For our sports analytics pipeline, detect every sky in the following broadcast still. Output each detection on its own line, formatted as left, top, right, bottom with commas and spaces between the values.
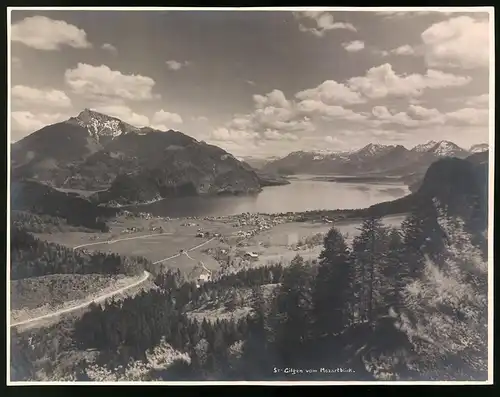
9, 8, 492, 158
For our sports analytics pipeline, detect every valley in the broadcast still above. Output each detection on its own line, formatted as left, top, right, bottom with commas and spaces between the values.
8, 7, 492, 383
9, 110, 490, 382
34, 210, 408, 276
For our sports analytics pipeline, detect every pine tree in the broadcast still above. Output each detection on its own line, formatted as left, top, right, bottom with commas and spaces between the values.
312, 227, 353, 337
274, 254, 314, 365
380, 228, 407, 313
352, 217, 388, 327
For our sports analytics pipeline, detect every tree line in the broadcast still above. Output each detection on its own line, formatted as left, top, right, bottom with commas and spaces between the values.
10, 226, 147, 279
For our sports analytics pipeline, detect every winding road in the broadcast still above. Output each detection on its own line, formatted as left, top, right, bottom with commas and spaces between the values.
11, 271, 151, 328
11, 234, 216, 329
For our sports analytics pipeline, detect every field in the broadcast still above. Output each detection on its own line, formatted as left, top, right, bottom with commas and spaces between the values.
35, 213, 408, 278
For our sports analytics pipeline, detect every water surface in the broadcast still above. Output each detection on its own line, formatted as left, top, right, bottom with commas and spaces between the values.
130, 178, 410, 218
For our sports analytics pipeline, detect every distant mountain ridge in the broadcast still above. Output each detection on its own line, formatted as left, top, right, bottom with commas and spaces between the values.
262, 140, 477, 177
469, 143, 489, 153
11, 109, 286, 206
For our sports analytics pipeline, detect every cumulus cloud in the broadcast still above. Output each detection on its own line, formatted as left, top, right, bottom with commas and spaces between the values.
11, 111, 69, 140
464, 94, 489, 107
391, 44, 417, 56
210, 90, 315, 146
151, 110, 183, 129
342, 40, 365, 52
101, 43, 118, 54
371, 105, 423, 127
370, 104, 488, 129
253, 89, 291, 109
252, 106, 314, 133
64, 63, 158, 102
293, 11, 357, 37
166, 60, 190, 70
324, 135, 343, 145
263, 129, 299, 141
347, 63, 471, 99
211, 127, 259, 142
296, 100, 367, 121
445, 107, 489, 126
295, 80, 365, 105
406, 104, 444, 121
11, 16, 92, 50
421, 16, 490, 69
12, 85, 72, 109
93, 105, 150, 127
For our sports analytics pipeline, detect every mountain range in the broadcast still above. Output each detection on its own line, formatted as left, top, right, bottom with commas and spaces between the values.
11, 109, 287, 206
260, 141, 487, 178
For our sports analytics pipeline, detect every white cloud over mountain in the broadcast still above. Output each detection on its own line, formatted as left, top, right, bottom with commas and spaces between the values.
64, 63, 159, 102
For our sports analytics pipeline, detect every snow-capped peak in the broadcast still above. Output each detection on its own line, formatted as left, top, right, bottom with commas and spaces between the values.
354, 143, 394, 157
411, 140, 438, 152
428, 140, 464, 157
469, 143, 489, 153
71, 108, 139, 142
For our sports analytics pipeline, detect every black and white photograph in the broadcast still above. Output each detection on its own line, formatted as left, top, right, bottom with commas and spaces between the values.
7, 7, 493, 384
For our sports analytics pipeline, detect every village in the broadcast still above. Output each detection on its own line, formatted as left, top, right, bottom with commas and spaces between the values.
37, 208, 352, 292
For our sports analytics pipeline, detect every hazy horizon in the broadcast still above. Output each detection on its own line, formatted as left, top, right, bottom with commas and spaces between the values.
10, 8, 492, 157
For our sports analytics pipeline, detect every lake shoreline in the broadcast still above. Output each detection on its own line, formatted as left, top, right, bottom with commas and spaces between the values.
108, 178, 411, 218
310, 175, 405, 184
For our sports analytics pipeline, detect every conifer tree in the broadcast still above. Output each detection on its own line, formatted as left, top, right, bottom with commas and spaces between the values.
352, 217, 388, 327
274, 255, 314, 365
312, 227, 353, 337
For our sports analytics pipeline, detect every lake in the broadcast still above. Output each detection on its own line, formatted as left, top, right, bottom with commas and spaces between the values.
129, 177, 410, 218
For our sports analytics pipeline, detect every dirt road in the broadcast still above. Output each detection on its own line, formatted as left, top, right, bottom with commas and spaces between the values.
10, 271, 150, 328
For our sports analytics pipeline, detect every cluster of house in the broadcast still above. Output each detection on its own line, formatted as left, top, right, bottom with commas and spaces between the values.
195, 229, 222, 239
120, 226, 143, 234
236, 230, 253, 238
231, 212, 297, 230
136, 212, 156, 220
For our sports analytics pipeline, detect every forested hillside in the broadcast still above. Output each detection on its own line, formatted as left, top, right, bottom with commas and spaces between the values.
10, 226, 148, 280
11, 195, 488, 380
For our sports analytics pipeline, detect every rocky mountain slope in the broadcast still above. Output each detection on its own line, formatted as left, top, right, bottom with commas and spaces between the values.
262, 140, 476, 177
11, 109, 283, 205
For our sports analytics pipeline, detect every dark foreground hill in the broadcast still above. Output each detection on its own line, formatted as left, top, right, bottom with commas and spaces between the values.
363, 153, 489, 231
11, 179, 118, 231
